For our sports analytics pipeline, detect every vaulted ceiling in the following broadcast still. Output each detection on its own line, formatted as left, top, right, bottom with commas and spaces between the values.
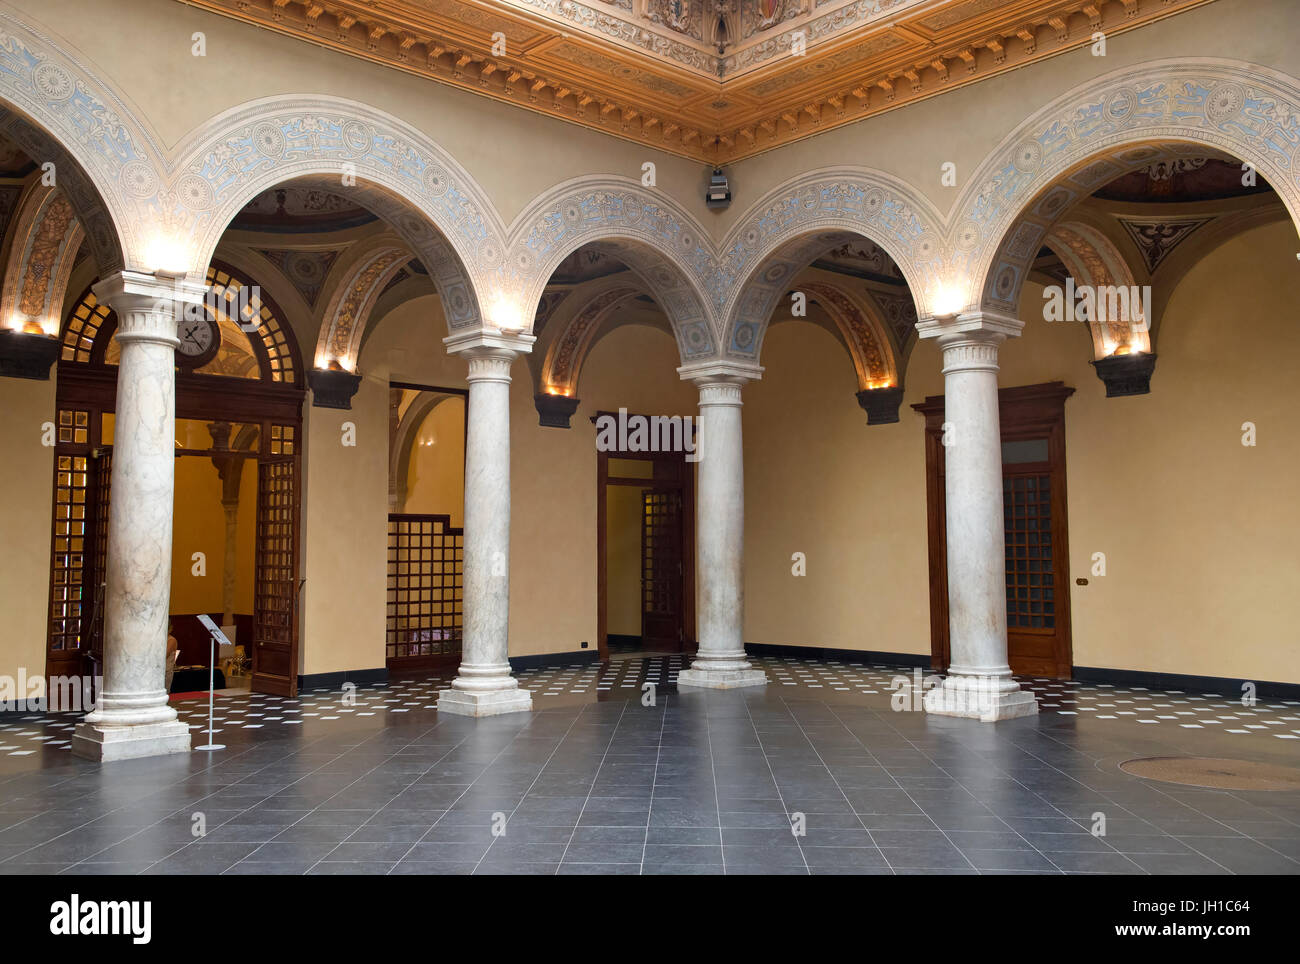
179, 0, 1214, 162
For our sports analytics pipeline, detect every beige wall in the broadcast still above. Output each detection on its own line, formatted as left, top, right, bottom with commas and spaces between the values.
168, 454, 255, 617
404, 397, 465, 524
606, 484, 644, 637
741, 220, 1300, 685
0, 377, 55, 682
299, 378, 389, 675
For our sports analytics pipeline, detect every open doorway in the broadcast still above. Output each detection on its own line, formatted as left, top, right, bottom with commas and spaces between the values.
597, 446, 695, 659
385, 383, 467, 677
46, 264, 304, 702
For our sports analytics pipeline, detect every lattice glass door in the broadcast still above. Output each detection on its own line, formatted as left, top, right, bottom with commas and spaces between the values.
641, 489, 684, 651
386, 514, 463, 675
251, 426, 299, 696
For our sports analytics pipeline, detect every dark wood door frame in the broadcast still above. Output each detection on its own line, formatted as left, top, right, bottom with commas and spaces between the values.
596, 442, 696, 660
48, 366, 304, 693
912, 381, 1075, 678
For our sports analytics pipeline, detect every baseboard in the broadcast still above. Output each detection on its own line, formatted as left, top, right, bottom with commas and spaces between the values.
745, 642, 931, 667
607, 634, 641, 647
509, 650, 600, 670
297, 667, 388, 691
1072, 665, 1300, 701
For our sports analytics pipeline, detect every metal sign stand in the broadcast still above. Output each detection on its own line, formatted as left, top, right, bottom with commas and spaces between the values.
195, 617, 228, 752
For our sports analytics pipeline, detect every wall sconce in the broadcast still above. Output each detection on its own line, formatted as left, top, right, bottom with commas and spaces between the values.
0, 324, 60, 380
1091, 350, 1157, 397
855, 383, 905, 425
534, 391, 581, 428
308, 364, 363, 409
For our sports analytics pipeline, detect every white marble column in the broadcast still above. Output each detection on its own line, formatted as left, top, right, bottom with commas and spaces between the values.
73, 270, 206, 761
917, 312, 1038, 722
437, 331, 535, 717
676, 363, 767, 689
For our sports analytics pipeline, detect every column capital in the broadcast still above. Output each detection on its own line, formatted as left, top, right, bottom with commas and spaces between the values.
676, 359, 764, 388
92, 269, 208, 349
915, 309, 1024, 343
443, 328, 536, 357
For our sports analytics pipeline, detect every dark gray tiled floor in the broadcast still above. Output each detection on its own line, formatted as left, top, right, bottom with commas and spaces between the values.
0, 656, 1297, 875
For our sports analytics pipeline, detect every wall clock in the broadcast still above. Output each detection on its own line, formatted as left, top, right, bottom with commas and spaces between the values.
176, 311, 221, 369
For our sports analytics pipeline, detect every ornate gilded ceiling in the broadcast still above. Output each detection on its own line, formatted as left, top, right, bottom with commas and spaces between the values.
178, 0, 1215, 162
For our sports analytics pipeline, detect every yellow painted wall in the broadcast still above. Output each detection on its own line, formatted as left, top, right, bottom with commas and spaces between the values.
404, 396, 466, 525
168, 454, 256, 617
606, 484, 644, 637
0, 377, 55, 681
299, 378, 389, 675
741, 221, 1300, 685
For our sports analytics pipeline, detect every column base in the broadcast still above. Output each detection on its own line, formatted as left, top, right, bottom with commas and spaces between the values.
71, 719, 192, 762
436, 685, 533, 717
677, 657, 768, 690
923, 676, 1039, 722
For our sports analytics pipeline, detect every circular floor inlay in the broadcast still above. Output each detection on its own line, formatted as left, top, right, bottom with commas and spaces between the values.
1119, 757, 1300, 791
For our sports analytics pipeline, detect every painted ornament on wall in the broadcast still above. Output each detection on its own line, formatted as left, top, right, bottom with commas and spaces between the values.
660, 0, 692, 32
757, 0, 785, 30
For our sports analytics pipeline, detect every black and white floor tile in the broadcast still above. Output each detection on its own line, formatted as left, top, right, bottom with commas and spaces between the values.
1, 652, 1297, 875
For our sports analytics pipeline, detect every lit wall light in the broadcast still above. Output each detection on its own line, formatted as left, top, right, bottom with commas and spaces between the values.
930, 282, 966, 319
143, 234, 191, 277
488, 293, 525, 333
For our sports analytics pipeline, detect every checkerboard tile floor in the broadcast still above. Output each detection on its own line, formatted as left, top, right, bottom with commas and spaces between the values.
2, 656, 1298, 760
0, 653, 1296, 875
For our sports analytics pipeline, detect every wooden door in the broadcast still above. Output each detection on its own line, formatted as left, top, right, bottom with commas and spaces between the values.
1002, 440, 1063, 676
251, 435, 299, 696
640, 489, 684, 651
914, 382, 1075, 678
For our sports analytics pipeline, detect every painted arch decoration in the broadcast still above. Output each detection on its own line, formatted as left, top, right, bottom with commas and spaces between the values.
1044, 220, 1149, 358
508, 177, 717, 361
715, 168, 944, 362
798, 281, 899, 391
313, 239, 412, 371
538, 281, 643, 397
951, 59, 1300, 318
0, 182, 83, 335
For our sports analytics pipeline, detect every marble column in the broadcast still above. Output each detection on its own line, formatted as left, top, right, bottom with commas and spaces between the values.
436, 331, 535, 717
917, 312, 1038, 722
676, 363, 767, 689
73, 270, 206, 761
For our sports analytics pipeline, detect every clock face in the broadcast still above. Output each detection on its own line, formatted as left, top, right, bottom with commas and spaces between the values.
176, 313, 219, 366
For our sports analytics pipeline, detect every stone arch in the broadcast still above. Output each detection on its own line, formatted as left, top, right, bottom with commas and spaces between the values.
508, 177, 716, 361
170, 95, 508, 334
953, 59, 1300, 317
0, 13, 159, 272
0, 180, 83, 334
312, 237, 412, 371
793, 280, 900, 391
1043, 220, 1149, 357
536, 279, 645, 397
390, 391, 460, 513
717, 168, 943, 361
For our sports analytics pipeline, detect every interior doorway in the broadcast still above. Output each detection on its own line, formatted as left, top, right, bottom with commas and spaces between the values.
915, 382, 1075, 678
597, 443, 695, 659
46, 264, 305, 700
385, 383, 467, 677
